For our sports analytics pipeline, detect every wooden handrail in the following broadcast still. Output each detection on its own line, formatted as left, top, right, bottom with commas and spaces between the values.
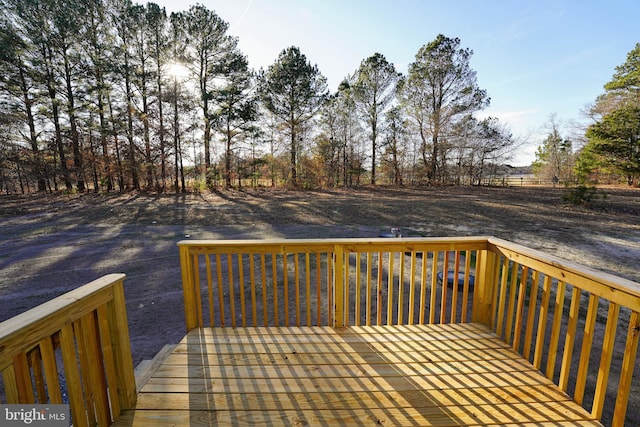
178, 236, 640, 425
0, 274, 136, 427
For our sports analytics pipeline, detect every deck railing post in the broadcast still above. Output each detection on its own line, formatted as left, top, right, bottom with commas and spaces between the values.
333, 244, 345, 328
471, 248, 498, 327
107, 277, 137, 411
179, 243, 200, 331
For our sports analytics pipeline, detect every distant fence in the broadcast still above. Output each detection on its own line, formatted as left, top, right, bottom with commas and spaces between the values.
486, 176, 573, 187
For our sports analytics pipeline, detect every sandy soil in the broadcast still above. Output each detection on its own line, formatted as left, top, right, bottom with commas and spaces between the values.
1, 185, 639, 423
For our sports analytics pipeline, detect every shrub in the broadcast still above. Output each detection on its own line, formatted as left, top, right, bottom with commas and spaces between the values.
563, 185, 603, 206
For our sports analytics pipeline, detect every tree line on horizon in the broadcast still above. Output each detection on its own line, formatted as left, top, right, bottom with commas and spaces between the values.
1, 1, 635, 195
0, 0, 520, 194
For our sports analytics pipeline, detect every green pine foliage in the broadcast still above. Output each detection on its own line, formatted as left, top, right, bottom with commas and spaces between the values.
578, 44, 640, 186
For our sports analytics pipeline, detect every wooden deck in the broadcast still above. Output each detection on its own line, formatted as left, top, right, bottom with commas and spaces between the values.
113, 323, 602, 426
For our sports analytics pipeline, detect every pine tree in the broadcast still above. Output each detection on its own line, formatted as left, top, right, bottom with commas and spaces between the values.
352, 53, 399, 185
259, 46, 328, 186
581, 43, 640, 185
400, 34, 489, 184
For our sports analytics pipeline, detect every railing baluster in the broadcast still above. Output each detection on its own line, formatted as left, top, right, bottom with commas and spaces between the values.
512, 266, 529, 351
377, 252, 383, 326
387, 251, 394, 326
575, 294, 600, 405
408, 251, 417, 325
489, 252, 501, 330
440, 251, 449, 324
366, 252, 373, 326
612, 311, 640, 427
495, 257, 510, 338
305, 253, 311, 326
60, 322, 87, 427
206, 254, 214, 327
28, 347, 46, 402
460, 250, 472, 323
193, 255, 203, 327
559, 286, 581, 391
398, 251, 406, 325
398, 251, 405, 325
451, 251, 460, 323
333, 245, 345, 327
343, 251, 349, 326
38, 336, 62, 404
238, 254, 246, 327
355, 252, 362, 326
227, 254, 236, 327
271, 253, 278, 326
546, 280, 566, 380
293, 252, 300, 327
316, 253, 321, 326
294, 253, 300, 327
215, 254, 225, 327
523, 270, 540, 360
250, 255, 257, 327
504, 263, 520, 344
283, 253, 288, 327
591, 302, 620, 419
533, 275, 553, 370
419, 251, 428, 325
327, 251, 333, 326
429, 251, 438, 324
261, 254, 267, 327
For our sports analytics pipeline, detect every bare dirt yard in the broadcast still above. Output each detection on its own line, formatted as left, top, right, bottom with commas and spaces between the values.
1, 185, 640, 423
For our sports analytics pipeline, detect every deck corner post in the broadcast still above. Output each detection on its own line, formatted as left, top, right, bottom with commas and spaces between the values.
333, 244, 345, 328
471, 248, 498, 327
179, 243, 199, 331
108, 277, 137, 410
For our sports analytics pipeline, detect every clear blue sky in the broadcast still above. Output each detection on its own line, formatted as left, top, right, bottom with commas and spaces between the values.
155, 0, 639, 166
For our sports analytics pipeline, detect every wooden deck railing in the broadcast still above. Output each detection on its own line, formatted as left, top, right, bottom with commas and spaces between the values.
178, 237, 640, 426
0, 274, 136, 427
485, 237, 640, 426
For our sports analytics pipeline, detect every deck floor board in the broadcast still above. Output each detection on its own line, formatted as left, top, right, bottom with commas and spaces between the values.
113, 323, 602, 426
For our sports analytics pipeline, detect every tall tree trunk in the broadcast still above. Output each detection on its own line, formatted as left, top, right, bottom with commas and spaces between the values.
371, 119, 377, 185
107, 94, 125, 192
63, 51, 84, 192
156, 50, 166, 193
88, 119, 99, 192
18, 61, 46, 192
203, 91, 212, 188
142, 85, 153, 190
290, 110, 297, 186
173, 78, 180, 193
225, 120, 232, 188
97, 87, 112, 191
124, 59, 139, 191
44, 45, 72, 191
430, 133, 438, 183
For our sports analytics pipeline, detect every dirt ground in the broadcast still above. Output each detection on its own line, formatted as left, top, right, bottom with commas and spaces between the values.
1, 185, 640, 423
